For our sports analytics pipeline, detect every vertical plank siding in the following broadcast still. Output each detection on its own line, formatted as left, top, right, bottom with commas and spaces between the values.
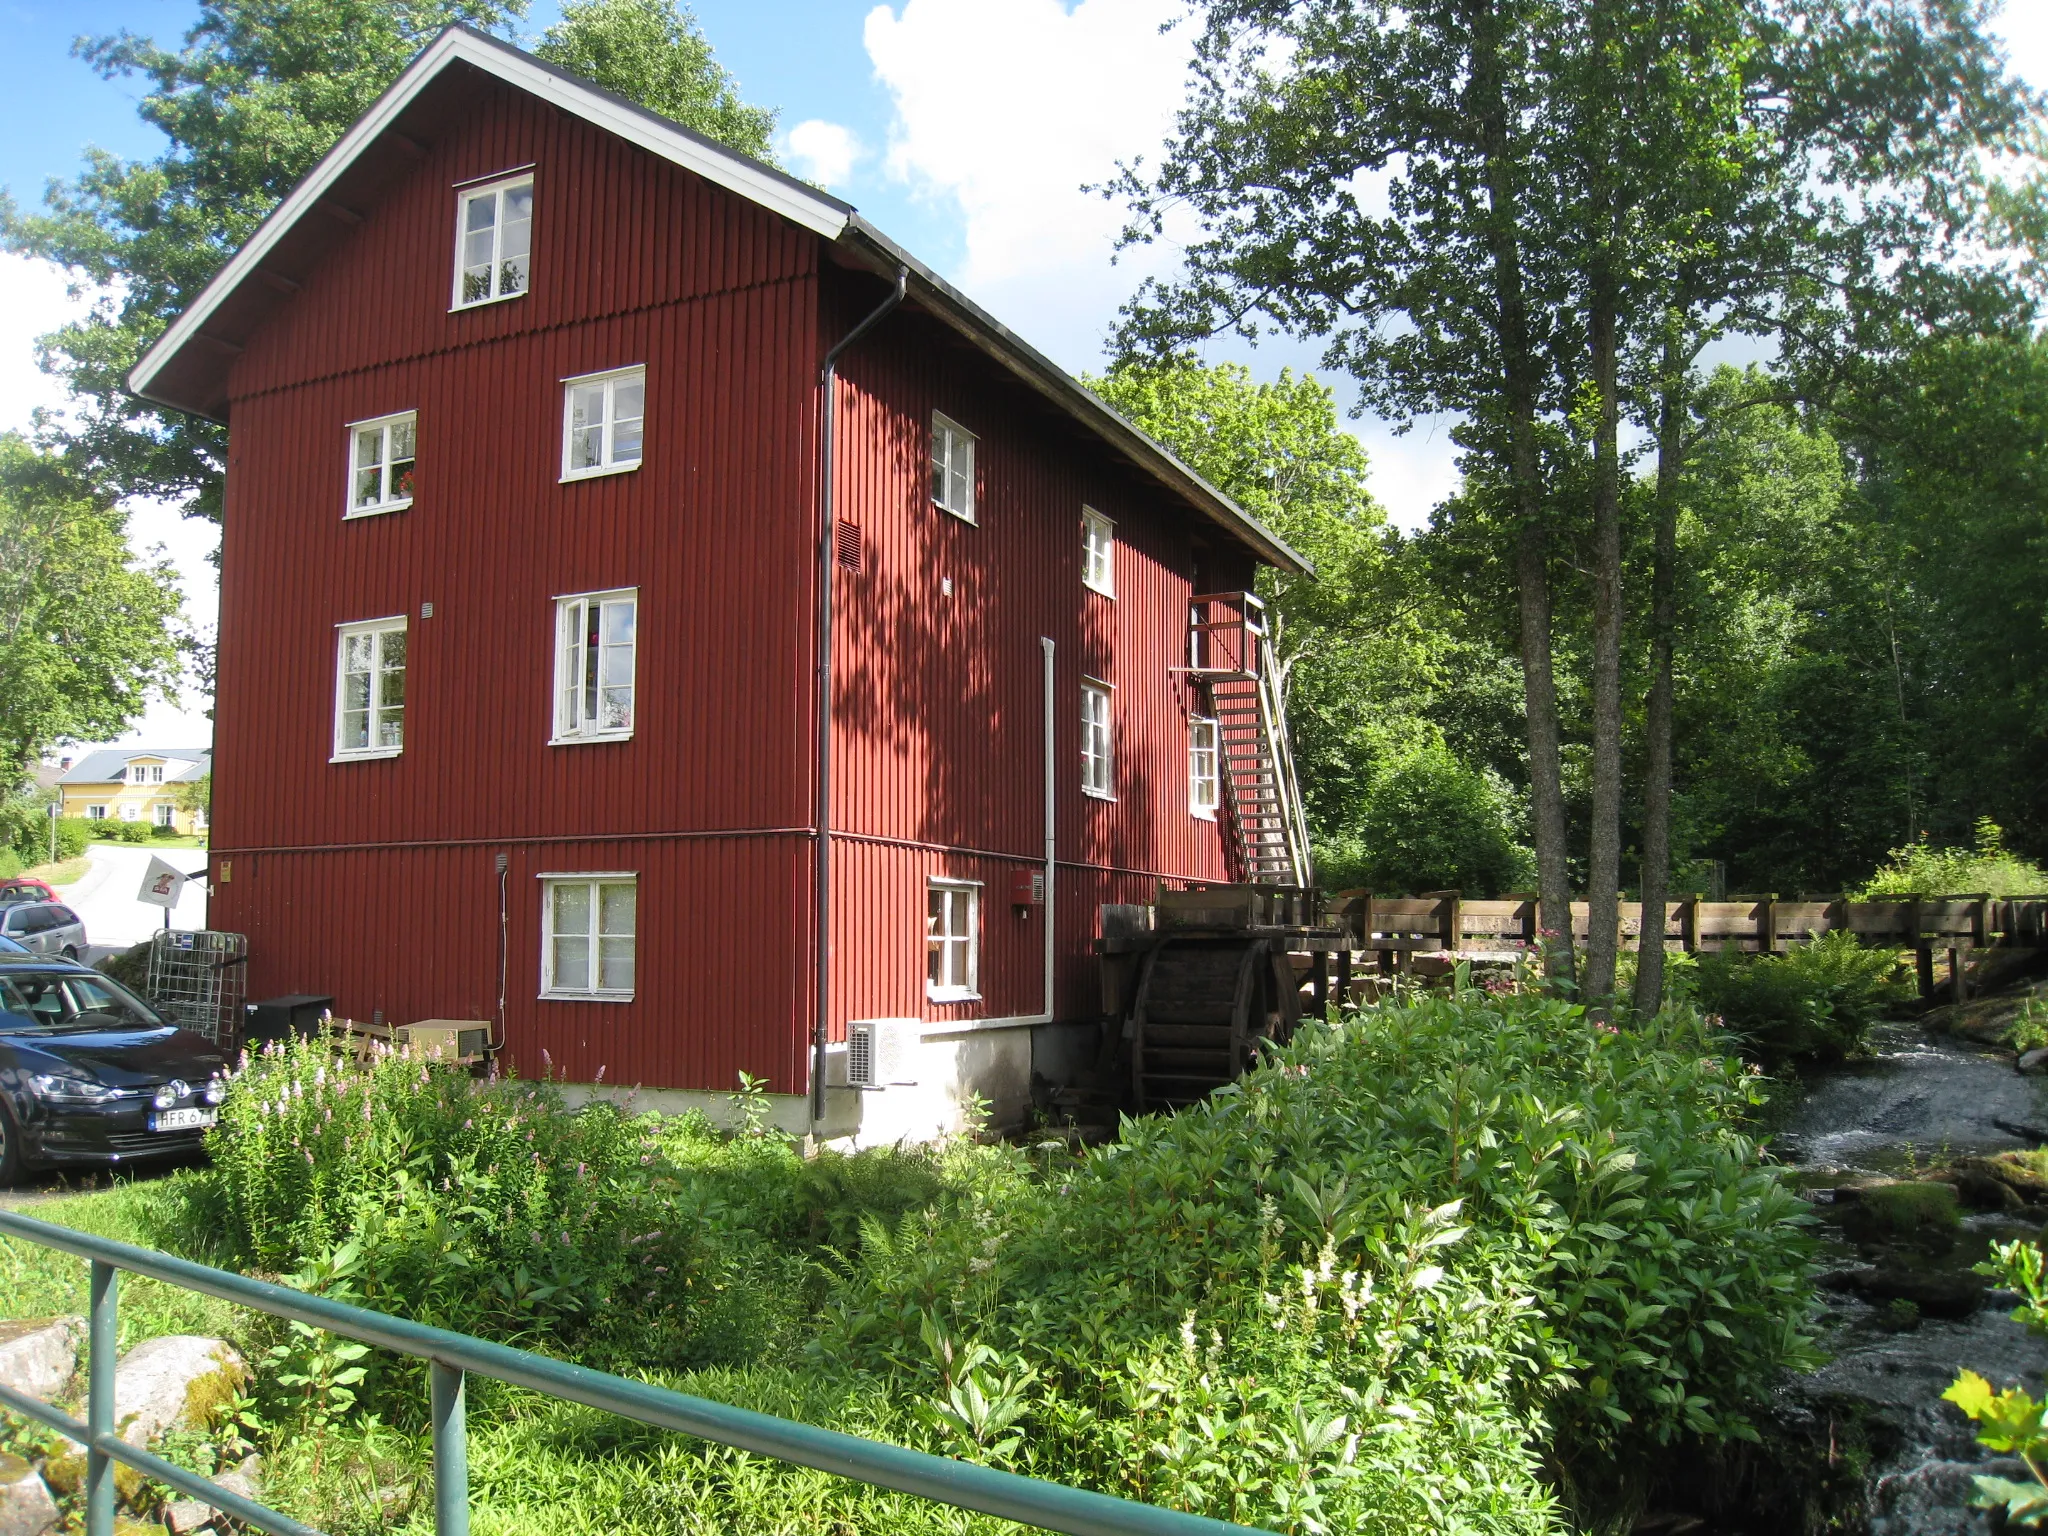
208, 83, 1255, 1095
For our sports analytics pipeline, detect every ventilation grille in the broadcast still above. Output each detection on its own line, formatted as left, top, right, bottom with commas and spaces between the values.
835, 520, 865, 571
846, 1020, 876, 1088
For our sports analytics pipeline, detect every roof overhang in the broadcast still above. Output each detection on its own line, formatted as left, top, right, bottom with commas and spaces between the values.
128, 26, 1307, 576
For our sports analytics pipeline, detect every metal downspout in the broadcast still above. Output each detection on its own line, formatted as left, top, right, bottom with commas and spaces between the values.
812, 266, 909, 1130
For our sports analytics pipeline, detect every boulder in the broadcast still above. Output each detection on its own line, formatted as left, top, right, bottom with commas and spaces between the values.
0, 1454, 57, 1536
1851, 1262, 1986, 1319
1952, 1168, 2025, 1212
160, 1455, 261, 1533
2019, 1046, 2048, 1075
113, 1337, 246, 1447
1835, 1180, 1960, 1245
0, 1317, 82, 1401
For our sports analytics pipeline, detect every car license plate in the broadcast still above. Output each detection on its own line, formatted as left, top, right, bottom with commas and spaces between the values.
149, 1107, 216, 1133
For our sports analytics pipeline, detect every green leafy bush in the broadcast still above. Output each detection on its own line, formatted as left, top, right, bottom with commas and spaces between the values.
1695, 930, 1910, 1061
0, 850, 18, 879
1946, 1238, 2048, 1526
815, 988, 1817, 1528
1854, 817, 2048, 899
1317, 739, 1536, 896
113, 819, 153, 844
0, 796, 87, 866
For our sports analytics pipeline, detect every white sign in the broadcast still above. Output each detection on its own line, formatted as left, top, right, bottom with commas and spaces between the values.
138, 856, 189, 911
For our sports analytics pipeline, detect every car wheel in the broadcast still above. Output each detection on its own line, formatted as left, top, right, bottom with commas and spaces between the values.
0, 1100, 23, 1188
61, 946, 78, 961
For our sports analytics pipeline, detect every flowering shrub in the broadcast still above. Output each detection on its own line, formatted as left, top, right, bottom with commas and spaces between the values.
814, 988, 1818, 1531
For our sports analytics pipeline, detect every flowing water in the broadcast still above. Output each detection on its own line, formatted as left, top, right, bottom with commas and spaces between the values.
1767, 1021, 2048, 1536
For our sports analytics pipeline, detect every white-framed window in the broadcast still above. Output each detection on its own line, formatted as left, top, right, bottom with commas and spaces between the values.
347, 412, 417, 517
561, 366, 646, 480
1082, 507, 1115, 597
333, 616, 407, 760
1189, 716, 1219, 819
154, 802, 175, 828
148, 766, 165, 784
1081, 679, 1114, 799
453, 174, 533, 308
86, 805, 107, 821
540, 873, 636, 999
926, 879, 980, 1001
931, 412, 976, 523
553, 589, 637, 742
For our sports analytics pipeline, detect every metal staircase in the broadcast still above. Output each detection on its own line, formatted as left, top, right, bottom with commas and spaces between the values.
1189, 592, 1313, 888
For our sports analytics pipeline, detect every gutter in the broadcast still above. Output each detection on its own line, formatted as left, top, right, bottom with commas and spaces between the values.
811, 266, 909, 1129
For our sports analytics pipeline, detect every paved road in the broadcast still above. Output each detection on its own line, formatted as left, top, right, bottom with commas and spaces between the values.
57, 843, 212, 956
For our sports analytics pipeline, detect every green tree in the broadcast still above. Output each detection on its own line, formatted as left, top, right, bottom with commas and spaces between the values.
1320, 740, 1535, 896
535, 0, 776, 163
2, 0, 778, 523
0, 435, 184, 781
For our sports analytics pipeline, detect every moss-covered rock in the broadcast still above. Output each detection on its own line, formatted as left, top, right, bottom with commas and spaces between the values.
1837, 1180, 1961, 1243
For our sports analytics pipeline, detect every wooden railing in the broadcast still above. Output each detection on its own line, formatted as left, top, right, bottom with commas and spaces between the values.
1336, 891, 2048, 1002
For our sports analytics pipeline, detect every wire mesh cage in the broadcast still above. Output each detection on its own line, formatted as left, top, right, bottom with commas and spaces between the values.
146, 930, 249, 1045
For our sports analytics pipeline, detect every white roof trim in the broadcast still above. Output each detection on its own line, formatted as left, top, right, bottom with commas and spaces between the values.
129, 27, 849, 401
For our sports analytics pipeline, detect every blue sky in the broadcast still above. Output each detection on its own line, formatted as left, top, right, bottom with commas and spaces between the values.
1, 0, 2045, 745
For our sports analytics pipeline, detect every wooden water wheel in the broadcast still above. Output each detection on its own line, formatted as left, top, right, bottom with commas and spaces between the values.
1128, 935, 1302, 1111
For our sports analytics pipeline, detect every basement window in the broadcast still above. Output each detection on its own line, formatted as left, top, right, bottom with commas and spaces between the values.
1081, 679, 1114, 800
552, 588, 637, 742
540, 874, 636, 1000
332, 616, 406, 761
346, 411, 416, 517
931, 413, 976, 523
1082, 507, 1115, 597
1189, 716, 1219, 820
561, 366, 646, 480
926, 879, 980, 1002
453, 174, 533, 307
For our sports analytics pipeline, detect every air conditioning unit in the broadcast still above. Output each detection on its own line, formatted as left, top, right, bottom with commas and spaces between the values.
399, 1020, 491, 1064
845, 1018, 921, 1090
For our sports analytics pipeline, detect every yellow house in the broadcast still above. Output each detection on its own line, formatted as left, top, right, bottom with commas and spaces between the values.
56, 748, 211, 836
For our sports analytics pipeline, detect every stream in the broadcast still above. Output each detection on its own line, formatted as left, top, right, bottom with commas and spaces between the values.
1765, 1020, 2048, 1535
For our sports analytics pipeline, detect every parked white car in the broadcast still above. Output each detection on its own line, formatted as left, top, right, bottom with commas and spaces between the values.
0, 902, 89, 960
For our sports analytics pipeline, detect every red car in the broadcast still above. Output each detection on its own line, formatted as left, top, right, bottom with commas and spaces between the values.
0, 880, 58, 906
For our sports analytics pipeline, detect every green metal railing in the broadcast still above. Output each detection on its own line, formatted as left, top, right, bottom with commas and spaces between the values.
0, 1209, 1255, 1536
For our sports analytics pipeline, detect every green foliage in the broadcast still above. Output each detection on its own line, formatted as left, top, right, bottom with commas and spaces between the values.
0, 437, 184, 779
1694, 931, 1910, 1062
1318, 739, 1535, 896
817, 988, 1816, 1526
111, 819, 154, 844
534, 0, 775, 162
0, 851, 18, 879
1853, 818, 2048, 900
1946, 1238, 2048, 1526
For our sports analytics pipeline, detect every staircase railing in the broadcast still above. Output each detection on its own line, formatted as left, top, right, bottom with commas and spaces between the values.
1187, 592, 1312, 889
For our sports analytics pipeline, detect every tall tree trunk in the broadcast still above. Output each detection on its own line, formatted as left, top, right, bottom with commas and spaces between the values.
1583, 284, 1624, 1003
1633, 326, 1686, 1016
1469, 0, 1573, 983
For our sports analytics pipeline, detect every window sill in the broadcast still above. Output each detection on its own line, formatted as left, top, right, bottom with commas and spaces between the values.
330, 748, 403, 763
932, 498, 977, 526
1081, 787, 1117, 803
561, 461, 641, 484
1083, 582, 1115, 600
1191, 807, 1217, 822
344, 502, 411, 521
449, 289, 528, 314
539, 990, 636, 1003
549, 731, 634, 747
926, 989, 981, 1004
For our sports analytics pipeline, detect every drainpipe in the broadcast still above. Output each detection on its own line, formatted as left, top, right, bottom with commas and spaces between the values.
812, 266, 909, 1129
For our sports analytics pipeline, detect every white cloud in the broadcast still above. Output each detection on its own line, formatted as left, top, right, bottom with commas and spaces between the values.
0, 252, 217, 750
863, 0, 1192, 362
784, 119, 866, 189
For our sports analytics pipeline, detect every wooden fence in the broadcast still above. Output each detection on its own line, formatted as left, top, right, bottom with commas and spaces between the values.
1340, 891, 2048, 1002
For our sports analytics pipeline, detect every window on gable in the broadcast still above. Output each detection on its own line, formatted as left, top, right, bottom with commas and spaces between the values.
1081, 679, 1114, 799
333, 617, 407, 760
562, 366, 646, 480
1082, 508, 1115, 597
1189, 716, 1219, 819
454, 174, 533, 307
553, 589, 637, 742
926, 879, 980, 1001
541, 874, 636, 999
931, 413, 976, 523
347, 412, 417, 517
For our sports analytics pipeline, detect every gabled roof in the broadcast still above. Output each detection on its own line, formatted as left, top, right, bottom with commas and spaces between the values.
60, 749, 211, 786
128, 26, 1308, 575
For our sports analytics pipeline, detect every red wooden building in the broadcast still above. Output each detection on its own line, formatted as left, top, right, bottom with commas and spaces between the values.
132, 28, 1310, 1136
